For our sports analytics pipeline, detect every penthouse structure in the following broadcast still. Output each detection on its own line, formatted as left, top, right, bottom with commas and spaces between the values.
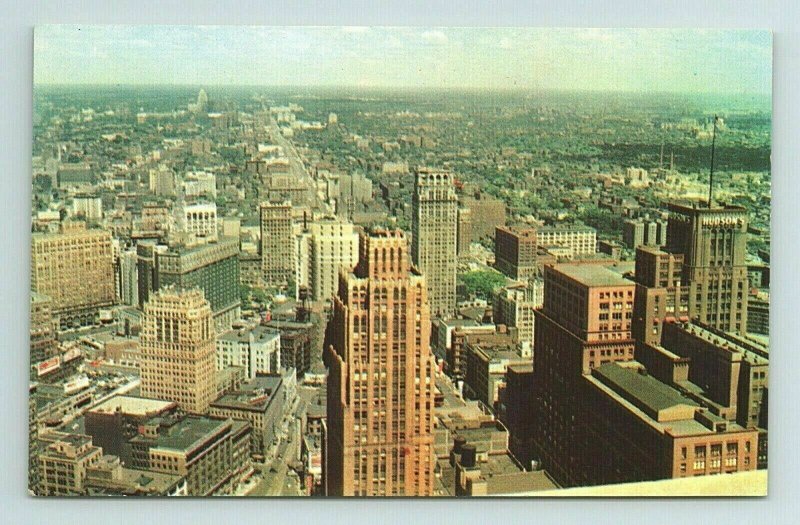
260, 201, 295, 288
139, 288, 217, 414
31, 221, 115, 328
325, 230, 436, 496
412, 168, 458, 318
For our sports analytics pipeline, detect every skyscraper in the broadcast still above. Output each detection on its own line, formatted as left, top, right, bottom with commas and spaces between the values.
259, 201, 295, 288
666, 203, 749, 335
325, 230, 435, 496
411, 168, 457, 319
307, 218, 359, 303
137, 238, 241, 331
140, 288, 217, 414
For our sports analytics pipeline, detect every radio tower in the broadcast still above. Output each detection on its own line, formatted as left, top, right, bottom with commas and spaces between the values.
707, 115, 719, 208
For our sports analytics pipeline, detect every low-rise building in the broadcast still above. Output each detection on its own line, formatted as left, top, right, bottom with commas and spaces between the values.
128, 414, 252, 496
208, 373, 287, 456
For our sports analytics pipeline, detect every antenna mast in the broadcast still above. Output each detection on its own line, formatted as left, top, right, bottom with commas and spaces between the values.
707, 115, 718, 208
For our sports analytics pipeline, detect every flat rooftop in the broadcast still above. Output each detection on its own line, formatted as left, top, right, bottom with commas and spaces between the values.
538, 224, 596, 233
681, 323, 769, 363
211, 375, 283, 412
218, 325, 280, 345
554, 264, 634, 287
593, 363, 698, 417
89, 395, 176, 417
133, 416, 230, 453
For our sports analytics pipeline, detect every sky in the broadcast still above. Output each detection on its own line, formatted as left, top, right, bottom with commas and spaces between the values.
34, 26, 772, 94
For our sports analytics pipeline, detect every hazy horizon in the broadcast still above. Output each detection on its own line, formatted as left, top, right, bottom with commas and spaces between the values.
34, 26, 772, 95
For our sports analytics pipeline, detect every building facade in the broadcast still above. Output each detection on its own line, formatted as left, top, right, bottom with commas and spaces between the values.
31, 222, 115, 328
494, 226, 538, 279
216, 326, 281, 379
260, 201, 295, 288
308, 218, 360, 302
138, 238, 241, 331
536, 225, 597, 257
666, 203, 749, 335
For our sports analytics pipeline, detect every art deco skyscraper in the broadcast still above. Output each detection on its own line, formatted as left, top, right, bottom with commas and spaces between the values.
325, 230, 435, 496
411, 168, 457, 318
260, 201, 295, 288
140, 288, 217, 414
666, 202, 749, 335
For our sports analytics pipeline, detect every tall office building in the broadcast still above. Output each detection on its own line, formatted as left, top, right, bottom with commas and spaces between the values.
307, 218, 359, 302
494, 226, 538, 279
140, 288, 217, 414
31, 221, 115, 328
411, 168, 457, 318
260, 201, 295, 288
631, 246, 689, 346
666, 203, 749, 335
148, 167, 176, 197
622, 218, 667, 250
325, 230, 436, 496
137, 238, 240, 331
456, 207, 472, 257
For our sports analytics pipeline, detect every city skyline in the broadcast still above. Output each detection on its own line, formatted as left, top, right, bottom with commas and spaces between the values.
28, 26, 771, 498
34, 26, 771, 94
